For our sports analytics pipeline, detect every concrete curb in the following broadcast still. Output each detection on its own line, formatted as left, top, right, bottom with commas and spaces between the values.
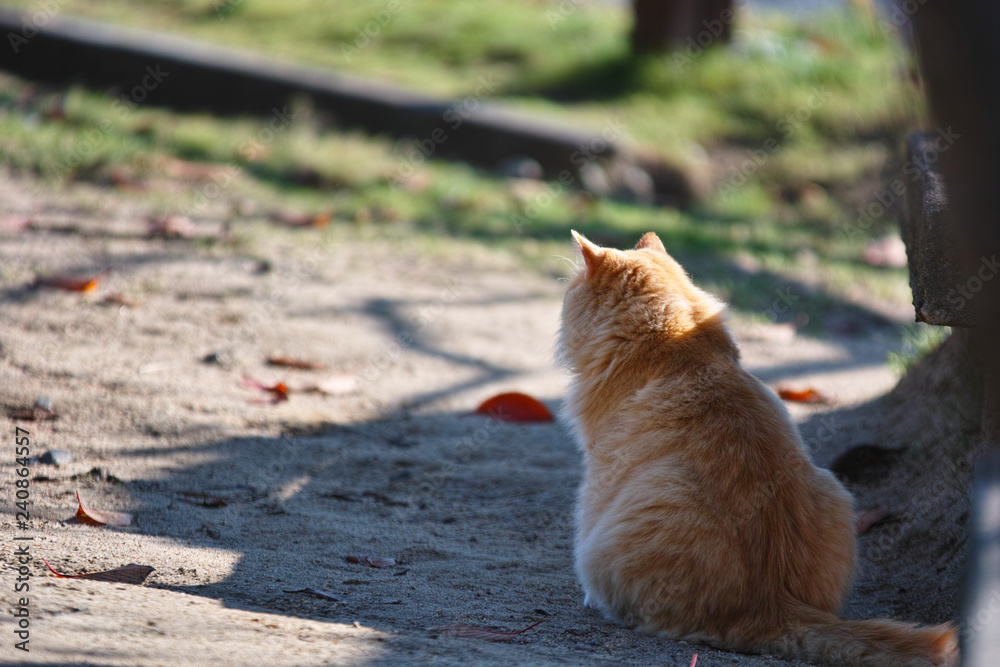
0, 8, 626, 183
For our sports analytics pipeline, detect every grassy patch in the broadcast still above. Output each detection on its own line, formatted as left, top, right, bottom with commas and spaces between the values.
0, 1, 925, 334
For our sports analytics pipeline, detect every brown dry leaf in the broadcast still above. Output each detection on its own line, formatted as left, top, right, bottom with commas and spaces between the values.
476, 392, 554, 423
158, 156, 231, 181
75, 490, 133, 526
35, 273, 100, 293
346, 554, 396, 569
109, 167, 148, 191
430, 620, 543, 642
269, 211, 331, 229
243, 377, 289, 404
283, 587, 343, 602
42, 559, 154, 584
266, 355, 327, 371
178, 491, 229, 508
6, 405, 57, 421
777, 387, 829, 404
856, 506, 892, 535
147, 215, 198, 239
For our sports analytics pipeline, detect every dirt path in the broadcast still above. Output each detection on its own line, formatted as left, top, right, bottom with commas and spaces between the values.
0, 173, 931, 666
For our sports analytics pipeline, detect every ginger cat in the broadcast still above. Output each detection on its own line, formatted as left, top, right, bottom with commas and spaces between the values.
559, 231, 957, 667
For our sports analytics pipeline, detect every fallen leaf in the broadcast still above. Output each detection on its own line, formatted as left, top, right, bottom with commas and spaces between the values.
777, 387, 828, 404
157, 157, 230, 181
430, 620, 543, 642
269, 211, 331, 229
283, 587, 343, 602
856, 506, 892, 535
35, 273, 100, 293
298, 373, 359, 396
147, 215, 197, 239
476, 392, 554, 423
178, 491, 229, 508
42, 559, 154, 584
6, 405, 57, 421
75, 490, 133, 526
109, 167, 148, 191
267, 355, 327, 371
690, 655, 699, 667
346, 554, 396, 569
102, 293, 145, 307
243, 377, 289, 404
0, 214, 30, 232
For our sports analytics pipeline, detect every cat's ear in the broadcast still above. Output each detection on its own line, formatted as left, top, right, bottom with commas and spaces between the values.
571, 230, 605, 278
635, 232, 667, 255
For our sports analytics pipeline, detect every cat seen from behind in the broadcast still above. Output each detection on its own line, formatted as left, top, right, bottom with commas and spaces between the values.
559, 230, 957, 667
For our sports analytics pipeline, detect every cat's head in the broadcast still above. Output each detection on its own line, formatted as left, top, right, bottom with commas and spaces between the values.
559, 231, 727, 368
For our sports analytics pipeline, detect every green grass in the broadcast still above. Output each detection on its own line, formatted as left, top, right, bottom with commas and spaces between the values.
887, 324, 951, 375
0, 1, 927, 334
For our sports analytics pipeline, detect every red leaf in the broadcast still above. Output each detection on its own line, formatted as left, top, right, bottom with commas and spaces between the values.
430, 620, 543, 642
690, 655, 699, 667
856, 505, 892, 535
346, 554, 396, 568
476, 392, 553, 422
266, 356, 327, 371
269, 211, 331, 229
42, 559, 153, 584
243, 376, 289, 404
35, 274, 100, 293
0, 214, 30, 232
75, 490, 133, 526
777, 387, 828, 404
283, 587, 343, 602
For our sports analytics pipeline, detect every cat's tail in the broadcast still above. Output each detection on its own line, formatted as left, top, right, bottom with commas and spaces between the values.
760, 606, 958, 667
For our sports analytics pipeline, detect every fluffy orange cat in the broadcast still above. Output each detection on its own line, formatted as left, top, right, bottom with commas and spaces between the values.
559, 231, 957, 667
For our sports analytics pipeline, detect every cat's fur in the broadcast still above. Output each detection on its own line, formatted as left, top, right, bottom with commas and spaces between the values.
559, 231, 957, 667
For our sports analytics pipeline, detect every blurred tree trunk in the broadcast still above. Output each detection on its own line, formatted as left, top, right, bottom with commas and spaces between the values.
631, 0, 735, 55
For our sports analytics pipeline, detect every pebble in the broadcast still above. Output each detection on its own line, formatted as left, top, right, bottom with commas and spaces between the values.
37, 449, 72, 466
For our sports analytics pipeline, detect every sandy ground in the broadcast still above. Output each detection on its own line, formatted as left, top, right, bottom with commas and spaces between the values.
0, 172, 962, 666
